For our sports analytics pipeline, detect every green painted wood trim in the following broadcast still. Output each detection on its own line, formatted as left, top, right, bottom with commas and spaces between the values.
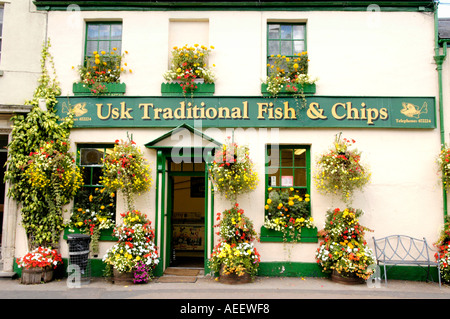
261, 83, 316, 96
63, 227, 118, 241
260, 226, 318, 243
161, 82, 215, 96
34, 1, 435, 12
73, 82, 126, 96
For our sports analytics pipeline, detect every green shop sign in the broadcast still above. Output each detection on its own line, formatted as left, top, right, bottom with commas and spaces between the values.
56, 95, 436, 129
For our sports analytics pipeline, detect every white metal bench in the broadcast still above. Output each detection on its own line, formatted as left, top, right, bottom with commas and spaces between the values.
372, 235, 441, 287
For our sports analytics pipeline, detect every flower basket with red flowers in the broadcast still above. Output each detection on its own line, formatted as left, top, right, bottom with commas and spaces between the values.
16, 247, 63, 284
315, 208, 375, 283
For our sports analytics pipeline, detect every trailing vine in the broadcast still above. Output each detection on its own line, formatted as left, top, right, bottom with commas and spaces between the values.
4, 39, 77, 249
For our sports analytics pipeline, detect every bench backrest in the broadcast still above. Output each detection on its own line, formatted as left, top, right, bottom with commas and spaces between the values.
372, 235, 432, 263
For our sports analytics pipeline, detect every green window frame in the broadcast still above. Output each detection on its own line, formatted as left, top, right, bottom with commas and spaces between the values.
85, 21, 123, 59
267, 23, 306, 66
266, 144, 311, 198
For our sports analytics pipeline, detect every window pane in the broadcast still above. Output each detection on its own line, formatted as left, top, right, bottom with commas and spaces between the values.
281, 149, 293, 167
111, 24, 122, 40
268, 40, 279, 56
99, 24, 111, 40
281, 25, 292, 39
281, 41, 292, 56
80, 148, 105, 166
293, 41, 305, 54
293, 25, 305, 39
294, 148, 306, 166
111, 41, 122, 53
98, 41, 110, 53
92, 167, 102, 185
87, 25, 99, 40
294, 168, 307, 187
82, 168, 92, 186
268, 172, 279, 187
171, 162, 182, 171
86, 41, 98, 56
268, 24, 280, 39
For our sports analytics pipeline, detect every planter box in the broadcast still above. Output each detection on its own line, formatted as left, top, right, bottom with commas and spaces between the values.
261, 83, 316, 96
161, 82, 215, 96
63, 227, 117, 241
259, 225, 318, 243
73, 82, 126, 96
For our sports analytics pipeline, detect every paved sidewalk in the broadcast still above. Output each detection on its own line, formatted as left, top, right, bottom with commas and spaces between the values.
0, 274, 447, 299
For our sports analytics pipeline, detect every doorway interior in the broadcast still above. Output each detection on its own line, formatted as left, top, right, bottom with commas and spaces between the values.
168, 159, 206, 268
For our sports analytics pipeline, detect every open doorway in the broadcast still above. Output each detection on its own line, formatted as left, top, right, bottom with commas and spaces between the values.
168, 160, 205, 268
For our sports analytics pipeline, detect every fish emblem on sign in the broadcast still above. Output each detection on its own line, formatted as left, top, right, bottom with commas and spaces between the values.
61, 102, 88, 117
400, 102, 428, 119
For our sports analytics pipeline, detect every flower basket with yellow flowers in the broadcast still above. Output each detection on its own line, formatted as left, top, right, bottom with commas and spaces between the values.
263, 187, 315, 242
163, 44, 215, 94
75, 48, 130, 95
263, 52, 318, 104
314, 133, 371, 204
100, 136, 152, 211
209, 204, 260, 282
66, 187, 116, 255
25, 140, 83, 247
102, 210, 159, 283
315, 207, 375, 282
208, 138, 258, 202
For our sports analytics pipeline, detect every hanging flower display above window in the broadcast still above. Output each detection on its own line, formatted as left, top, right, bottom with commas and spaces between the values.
314, 133, 371, 204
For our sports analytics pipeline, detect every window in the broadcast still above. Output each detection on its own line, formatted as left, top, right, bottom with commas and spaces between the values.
0, 6, 4, 62
266, 144, 310, 197
267, 23, 306, 67
76, 144, 115, 199
85, 22, 122, 59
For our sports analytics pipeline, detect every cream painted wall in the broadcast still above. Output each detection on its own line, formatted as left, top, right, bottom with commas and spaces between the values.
16, 8, 442, 266
0, 0, 46, 105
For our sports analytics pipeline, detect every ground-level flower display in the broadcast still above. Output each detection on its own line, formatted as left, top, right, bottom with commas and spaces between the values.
16, 247, 63, 270
315, 208, 375, 281
103, 210, 159, 279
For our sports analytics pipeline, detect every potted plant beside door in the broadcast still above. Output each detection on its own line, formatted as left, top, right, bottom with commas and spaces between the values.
208, 203, 260, 284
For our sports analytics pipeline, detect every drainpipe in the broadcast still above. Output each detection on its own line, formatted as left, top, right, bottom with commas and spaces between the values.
434, 2, 448, 220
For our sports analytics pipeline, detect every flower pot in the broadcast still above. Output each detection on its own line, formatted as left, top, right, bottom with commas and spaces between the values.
218, 265, 253, 285
113, 269, 135, 284
42, 266, 54, 283
331, 270, 365, 285
21, 267, 44, 285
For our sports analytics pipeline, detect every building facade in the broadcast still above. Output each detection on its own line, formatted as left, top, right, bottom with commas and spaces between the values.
0, 0, 46, 274
2, 0, 447, 280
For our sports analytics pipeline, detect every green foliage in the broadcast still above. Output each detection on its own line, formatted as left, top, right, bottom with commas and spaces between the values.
4, 40, 76, 248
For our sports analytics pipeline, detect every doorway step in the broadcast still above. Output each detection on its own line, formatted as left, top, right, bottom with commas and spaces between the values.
156, 267, 203, 283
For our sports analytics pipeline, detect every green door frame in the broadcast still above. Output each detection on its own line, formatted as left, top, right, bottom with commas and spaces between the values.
152, 147, 214, 276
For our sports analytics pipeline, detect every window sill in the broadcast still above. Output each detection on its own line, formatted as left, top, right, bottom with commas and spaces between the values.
72, 82, 126, 96
260, 226, 318, 243
63, 227, 117, 241
161, 82, 215, 96
261, 83, 316, 97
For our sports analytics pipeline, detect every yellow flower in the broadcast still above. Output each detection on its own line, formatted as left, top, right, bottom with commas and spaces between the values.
267, 198, 272, 204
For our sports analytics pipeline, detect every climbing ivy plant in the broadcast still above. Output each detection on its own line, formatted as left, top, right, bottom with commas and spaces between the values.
4, 39, 78, 249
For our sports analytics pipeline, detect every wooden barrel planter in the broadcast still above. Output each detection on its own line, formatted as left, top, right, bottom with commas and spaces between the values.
331, 270, 365, 285
218, 265, 253, 285
113, 269, 135, 284
21, 266, 54, 285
